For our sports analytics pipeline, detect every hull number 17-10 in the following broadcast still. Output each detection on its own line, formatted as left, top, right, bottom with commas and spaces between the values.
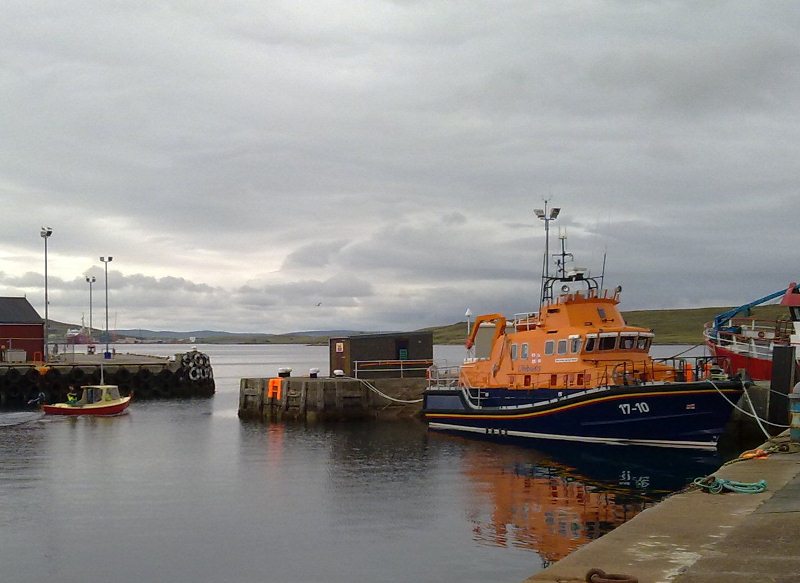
619, 402, 650, 415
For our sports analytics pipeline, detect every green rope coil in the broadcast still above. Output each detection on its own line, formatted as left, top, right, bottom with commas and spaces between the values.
693, 475, 767, 494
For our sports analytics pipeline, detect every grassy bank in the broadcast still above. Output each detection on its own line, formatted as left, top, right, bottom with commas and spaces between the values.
427, 304, 787, 345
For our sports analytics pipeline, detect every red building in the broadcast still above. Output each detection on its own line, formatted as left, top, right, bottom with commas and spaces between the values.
0, 297, 45, 362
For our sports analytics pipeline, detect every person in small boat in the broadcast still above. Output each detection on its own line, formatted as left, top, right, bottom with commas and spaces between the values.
67, 386, 78, 406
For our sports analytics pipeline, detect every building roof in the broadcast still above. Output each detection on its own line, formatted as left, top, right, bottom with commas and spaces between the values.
0, 297, 44, 324
330, 331, 433, 340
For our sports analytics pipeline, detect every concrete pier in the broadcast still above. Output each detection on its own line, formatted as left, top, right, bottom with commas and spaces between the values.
524, 433, 800, 583
238, 376, 427, 421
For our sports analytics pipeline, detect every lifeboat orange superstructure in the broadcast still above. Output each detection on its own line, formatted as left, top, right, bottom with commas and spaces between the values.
460, 287, 676, 391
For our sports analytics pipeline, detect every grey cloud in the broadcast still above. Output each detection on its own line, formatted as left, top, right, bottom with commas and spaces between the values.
2, 2, 799, 333
281, 240, 351, 270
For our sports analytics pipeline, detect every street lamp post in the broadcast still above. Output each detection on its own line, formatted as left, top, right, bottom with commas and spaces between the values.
100, 256, 113, 358
85, 275, 96, 343
40, 227, 53, 361
534, 201, 560, 307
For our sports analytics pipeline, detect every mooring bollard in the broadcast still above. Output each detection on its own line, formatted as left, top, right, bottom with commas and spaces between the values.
790, 382, 800, 443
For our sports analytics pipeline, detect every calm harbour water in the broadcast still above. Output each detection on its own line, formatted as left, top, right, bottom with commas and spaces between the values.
0, 344, 721, 583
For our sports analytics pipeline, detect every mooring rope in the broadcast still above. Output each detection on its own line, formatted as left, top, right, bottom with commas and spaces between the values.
692, 475, 767, 494
345, 377, 424, 404
585, 568, 638, 583
706, 378, 789, 441
667, 343, 703, 359
721, 436, 800, 467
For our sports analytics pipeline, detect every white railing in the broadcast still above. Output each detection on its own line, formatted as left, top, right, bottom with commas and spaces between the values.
424, 363, 462, 389
352, 359, 434, 379
704, 317, 791, 361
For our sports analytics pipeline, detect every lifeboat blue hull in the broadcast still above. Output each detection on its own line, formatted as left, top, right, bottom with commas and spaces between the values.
422, 381, 745, 449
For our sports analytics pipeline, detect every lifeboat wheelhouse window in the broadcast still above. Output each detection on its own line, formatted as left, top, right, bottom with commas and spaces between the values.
585, 336, 596, 352
597, 307, 607, 320
620, 336, 635, 349
511, 344, 518, 360
637, 337, 651, 350
521, 343, 529, 359
599, 336, 617, 350
557, 340, 567, 354
544, 341, 554, 355
570, 337, 582, 353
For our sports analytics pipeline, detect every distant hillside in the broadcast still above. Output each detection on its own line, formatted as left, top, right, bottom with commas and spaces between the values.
47, 303, 788, 346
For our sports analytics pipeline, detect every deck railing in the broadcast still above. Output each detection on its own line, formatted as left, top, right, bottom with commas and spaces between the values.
425, 355, 734, 392
704, 317, 792, 361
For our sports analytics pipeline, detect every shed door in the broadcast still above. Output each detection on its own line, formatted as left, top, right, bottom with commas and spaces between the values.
332, 340, 350, 375
396, 339, 409, 360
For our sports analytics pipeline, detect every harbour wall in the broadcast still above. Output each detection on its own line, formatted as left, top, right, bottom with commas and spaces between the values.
0, 349, 215, 408
238, 376, 427, 421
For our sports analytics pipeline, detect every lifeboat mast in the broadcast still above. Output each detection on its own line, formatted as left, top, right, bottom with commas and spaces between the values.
537, 212, 600, 308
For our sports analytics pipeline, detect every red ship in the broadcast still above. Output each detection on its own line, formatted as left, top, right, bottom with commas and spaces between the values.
703, 282, 800, 381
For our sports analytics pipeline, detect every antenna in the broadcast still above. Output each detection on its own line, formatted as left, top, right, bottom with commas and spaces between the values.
600, 246, 608, 291
553, 228, 573, 279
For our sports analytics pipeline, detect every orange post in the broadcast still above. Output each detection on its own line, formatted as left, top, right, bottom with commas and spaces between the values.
267, 378, 282, 400
684, 361, 694, 382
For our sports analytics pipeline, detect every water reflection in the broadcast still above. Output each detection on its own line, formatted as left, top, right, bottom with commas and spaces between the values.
449, 436, 720, 568
0, 345, 728, 583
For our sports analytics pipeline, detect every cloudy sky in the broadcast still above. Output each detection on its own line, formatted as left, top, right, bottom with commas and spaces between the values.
1, 1, 799, 334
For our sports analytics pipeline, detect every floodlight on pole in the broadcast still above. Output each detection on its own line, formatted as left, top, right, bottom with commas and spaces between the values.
100, 256, 113, 358
535, 201, 560, 308
40, 227, 53, 361
85, 275, 96, 343
535, 200, 559, 279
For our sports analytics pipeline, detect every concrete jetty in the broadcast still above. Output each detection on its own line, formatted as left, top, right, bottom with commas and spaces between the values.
524, 434, 800, 583
239, 376, 427, 421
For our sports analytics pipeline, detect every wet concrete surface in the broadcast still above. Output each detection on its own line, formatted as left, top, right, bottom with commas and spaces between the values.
524, 435, 800, 583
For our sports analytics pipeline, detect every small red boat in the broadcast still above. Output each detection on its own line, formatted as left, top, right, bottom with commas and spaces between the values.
42, 385, 131, 416
703, 282, 800, 381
